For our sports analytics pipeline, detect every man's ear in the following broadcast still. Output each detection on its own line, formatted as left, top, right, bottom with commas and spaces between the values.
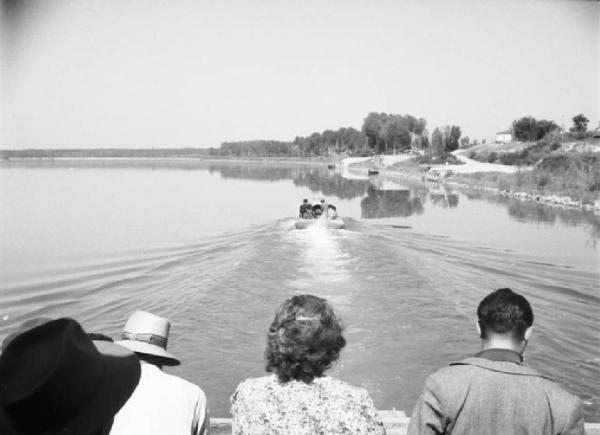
476, 320, 482, 338
524, 326, 533, 341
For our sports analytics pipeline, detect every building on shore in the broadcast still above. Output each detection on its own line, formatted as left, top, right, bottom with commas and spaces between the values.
495, 130, 513, 143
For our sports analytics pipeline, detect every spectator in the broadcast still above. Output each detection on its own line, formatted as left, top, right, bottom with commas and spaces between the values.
408, 288, 584, 435
110, 311, 209, 435
231, 294, 384, 434
0, 318, 141, 435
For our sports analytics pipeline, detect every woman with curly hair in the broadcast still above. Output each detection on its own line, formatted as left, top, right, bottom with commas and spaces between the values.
231, 294, 385, 434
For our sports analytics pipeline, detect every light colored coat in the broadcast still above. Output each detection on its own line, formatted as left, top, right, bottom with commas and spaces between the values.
408, 357, 584, 435
110, 362, 208, 435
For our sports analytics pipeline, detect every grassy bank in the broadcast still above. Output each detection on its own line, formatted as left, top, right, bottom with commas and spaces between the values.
449, 152, 600, 206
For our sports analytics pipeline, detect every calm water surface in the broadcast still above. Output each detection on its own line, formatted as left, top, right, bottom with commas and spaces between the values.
1, 160, 599, 420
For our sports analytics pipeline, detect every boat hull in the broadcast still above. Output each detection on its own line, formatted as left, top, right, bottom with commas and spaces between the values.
295, 218, 345, 229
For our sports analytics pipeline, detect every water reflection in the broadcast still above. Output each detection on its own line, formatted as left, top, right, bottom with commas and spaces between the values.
361, 186, 425, 218
208, 164, 296, 182
429, 189, 460, 209
2, 159, 597, 239
469, 189, 599, 234
293, 168, 368, 200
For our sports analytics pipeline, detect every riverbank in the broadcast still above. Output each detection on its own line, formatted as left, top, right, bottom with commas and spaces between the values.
345, 153, 600, 213
0, 155, 330, 166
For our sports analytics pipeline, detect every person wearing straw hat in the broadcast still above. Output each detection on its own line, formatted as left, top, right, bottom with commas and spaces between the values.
0, 317, 141, 435
110, 311, 208, 435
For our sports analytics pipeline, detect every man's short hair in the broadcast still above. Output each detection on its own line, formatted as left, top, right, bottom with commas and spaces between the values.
477, 288, 534, 340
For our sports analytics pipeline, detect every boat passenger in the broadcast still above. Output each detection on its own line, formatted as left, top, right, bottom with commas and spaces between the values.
231, 294, 385, 434
111, 311, 209, 435
320, 199, 329, 218
299, 199, 309, 218
327, 204, 338, 220
312, 203, 323, 218
304, 203, 314, 219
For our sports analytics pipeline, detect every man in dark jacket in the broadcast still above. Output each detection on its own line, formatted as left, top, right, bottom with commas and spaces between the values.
408, 288, 584, 435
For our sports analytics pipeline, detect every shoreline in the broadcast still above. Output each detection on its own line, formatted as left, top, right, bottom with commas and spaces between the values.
4, 155, 598, 213
0, 156, 330, 166
343, 155, 600, 214
342, 162, 600, 213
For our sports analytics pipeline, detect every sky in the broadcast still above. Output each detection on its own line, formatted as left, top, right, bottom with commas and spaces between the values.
1, 0, 598, 149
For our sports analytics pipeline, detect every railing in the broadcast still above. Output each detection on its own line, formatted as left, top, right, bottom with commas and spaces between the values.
210, 410, 600, 434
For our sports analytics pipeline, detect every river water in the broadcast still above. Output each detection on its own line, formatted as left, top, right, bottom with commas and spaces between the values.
0, 159, 599, 421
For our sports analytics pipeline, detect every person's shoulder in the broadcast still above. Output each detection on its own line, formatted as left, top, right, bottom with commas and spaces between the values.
315, 376, 374, 401
154, 368, 205, 399
234, 375, 276, 396
543, 378, 582, 409
231, 375, 277, 407
419, 360, 479, 399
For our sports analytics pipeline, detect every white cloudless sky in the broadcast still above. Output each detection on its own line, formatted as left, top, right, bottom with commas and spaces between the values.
1, 0, 598, 149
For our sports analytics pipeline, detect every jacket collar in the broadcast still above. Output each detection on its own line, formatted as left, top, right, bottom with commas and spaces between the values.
449, 357, 554, 381
475, 348, 523, 364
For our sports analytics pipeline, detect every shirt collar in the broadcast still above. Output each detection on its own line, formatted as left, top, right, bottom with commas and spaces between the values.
475, 348, 523, 364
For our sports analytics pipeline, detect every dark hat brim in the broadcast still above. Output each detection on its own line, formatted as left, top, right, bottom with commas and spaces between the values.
0, 341, 141, 435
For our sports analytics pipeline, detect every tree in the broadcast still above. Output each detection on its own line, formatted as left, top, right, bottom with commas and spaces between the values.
512, 116, 558, 141
431, 128, 444, 154
512, 116, 538, 142
570, 114, 589, 133
362, 112, 385, 152
339, 127, 366, 155
460, 136, 470, 148
442, 125, 461, 152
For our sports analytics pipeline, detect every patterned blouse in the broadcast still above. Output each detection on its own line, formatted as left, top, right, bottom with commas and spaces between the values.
231, 375, 386, 435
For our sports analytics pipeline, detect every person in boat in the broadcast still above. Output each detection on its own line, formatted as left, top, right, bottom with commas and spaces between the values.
231, 294, 385, 434
299, 199, 309, 218
111, 311, 209, 435
327, 204, 338, 220
408, 288, 584, 435
305, 203, 314, 219
312, 202, 323, 218
320, 199, 329, 218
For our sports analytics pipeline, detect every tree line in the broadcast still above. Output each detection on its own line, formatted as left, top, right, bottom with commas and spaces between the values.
211, 112, 464, 158
511, 113, 596, 142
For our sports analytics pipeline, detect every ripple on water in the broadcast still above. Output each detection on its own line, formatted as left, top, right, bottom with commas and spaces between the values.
0, 220, 598, 421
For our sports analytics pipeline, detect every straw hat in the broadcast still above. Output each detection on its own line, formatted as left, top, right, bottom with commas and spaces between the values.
116, 311, 180, 366
0, 318, 141, 435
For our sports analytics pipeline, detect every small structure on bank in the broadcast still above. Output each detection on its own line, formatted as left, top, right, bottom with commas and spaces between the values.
495, 130, 513, 143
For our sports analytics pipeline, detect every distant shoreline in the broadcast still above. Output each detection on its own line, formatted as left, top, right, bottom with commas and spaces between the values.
0, 155, 330, 166
4, 154, 598, 213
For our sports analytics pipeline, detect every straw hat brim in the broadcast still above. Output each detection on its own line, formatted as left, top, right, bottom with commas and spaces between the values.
115, 340, 180, 366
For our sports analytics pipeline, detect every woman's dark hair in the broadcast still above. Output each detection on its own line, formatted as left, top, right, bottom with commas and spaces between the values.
265, 294, 346, 384
477, 288, 534, 340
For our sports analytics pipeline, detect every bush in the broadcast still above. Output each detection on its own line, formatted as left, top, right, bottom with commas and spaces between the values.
536, 173, 550, 189
487, 152, 498, 163
499, 153, 520, 165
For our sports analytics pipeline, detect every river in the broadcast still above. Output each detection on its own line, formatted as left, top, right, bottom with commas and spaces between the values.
0, 159, 598, 421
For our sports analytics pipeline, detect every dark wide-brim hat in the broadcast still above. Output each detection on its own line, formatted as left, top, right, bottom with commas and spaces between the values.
0, 318, 141, 435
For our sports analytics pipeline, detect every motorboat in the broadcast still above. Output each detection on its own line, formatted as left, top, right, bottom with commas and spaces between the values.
295, 217, 345, 230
